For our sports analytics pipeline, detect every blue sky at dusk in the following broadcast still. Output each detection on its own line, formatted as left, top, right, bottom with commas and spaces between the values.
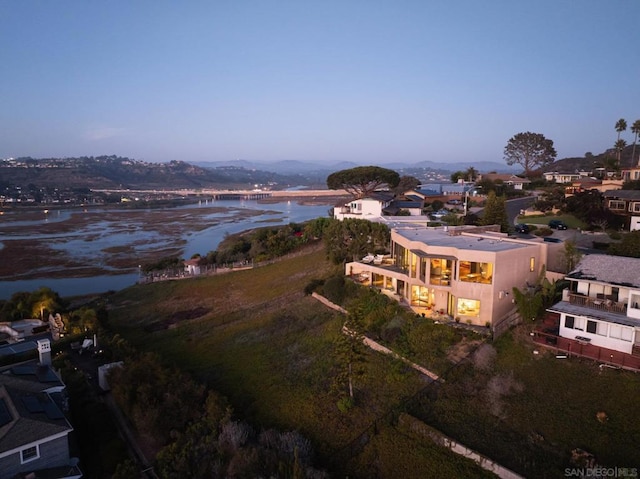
2, 1, 639, 166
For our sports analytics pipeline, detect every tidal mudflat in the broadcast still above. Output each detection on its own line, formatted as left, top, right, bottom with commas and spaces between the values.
0, 201, 328, 281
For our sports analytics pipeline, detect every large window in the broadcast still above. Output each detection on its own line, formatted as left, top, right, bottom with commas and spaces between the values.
393, 243, 409, 273
610, 325, 633, 342
411, 285, 431, 306
21, 445, 39, 463
459, 261, 493, 284
457, 298, 480, 316
430, 258, 453, 285
608, 200, 626, 211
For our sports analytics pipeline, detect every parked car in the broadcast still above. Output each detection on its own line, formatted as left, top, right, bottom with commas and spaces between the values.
548, 219, 568, 230
514, 223, 530, 234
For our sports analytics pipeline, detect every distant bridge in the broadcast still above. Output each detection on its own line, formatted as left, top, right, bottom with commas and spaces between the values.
93, 188, 349, 200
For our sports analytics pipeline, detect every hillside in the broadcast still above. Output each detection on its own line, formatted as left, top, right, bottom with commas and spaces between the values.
105, 244, 640, 477
540, 144, 639, 174
0, 155, 312, 190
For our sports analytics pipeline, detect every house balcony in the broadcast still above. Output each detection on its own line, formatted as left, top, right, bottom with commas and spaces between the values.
566, 292, 626, 315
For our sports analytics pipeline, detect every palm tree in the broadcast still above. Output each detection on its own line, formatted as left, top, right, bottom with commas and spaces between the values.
465, 166, 478, 182
614, 138, 627, 168
615, 118, 627, 142
631, 119, 640, 166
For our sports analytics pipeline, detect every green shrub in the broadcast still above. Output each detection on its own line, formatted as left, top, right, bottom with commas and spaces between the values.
323, 275, 346, 304
381, 316, 405, 343
534, 227, 553, 237
337, 396, 354, 413
304, 278, 325, 295
608, 230, 622, 240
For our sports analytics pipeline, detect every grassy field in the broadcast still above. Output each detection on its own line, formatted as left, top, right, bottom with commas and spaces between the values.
413, 325, 640, 476
106, 243, 640, 477
106, 244, 499, 477
518, 213, 587, 229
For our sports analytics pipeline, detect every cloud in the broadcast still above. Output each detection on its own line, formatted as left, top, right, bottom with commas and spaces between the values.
84, 127, 127, 141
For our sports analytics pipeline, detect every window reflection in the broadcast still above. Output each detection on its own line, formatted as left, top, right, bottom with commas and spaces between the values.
430, 258, 453, 285
457, 298, 480, 316
459, 261, 493, 284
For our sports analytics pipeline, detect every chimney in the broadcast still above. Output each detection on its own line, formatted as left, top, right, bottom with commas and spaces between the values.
37, 339, 51, 366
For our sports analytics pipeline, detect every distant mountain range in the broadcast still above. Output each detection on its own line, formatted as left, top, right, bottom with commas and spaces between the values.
191, 159, 521, 176
2, 146, 637, 192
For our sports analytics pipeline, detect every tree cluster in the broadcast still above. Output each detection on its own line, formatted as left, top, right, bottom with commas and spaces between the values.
613, 118, 640, 166
142, 218, 333, 273
322, 218, 391, 264
608, 231, 640, 258
108, 349, 327, 478
0, 287, 66, 322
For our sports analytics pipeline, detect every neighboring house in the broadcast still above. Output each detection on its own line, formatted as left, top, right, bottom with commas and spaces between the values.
603, 189, 640, 231
385, 194, 425, 216
419, 182, 475, 197
345, 225, 555, 333
0, 339, 81, 479
477, 173, 531, 190
621, 165, 640, 183
543, 171, 584, 183
548, 255, 640, 356
333, 192, 394, 220
564, 178, 602, 197
184, 257, 201, 276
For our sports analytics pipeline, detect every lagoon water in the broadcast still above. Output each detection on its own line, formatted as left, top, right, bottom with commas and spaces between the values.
0, 199, 332, 300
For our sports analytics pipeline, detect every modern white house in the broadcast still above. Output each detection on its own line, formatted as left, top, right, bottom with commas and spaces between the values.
333, 192, 395, 220
345, 225, 555, 334
547, 255, 640, 356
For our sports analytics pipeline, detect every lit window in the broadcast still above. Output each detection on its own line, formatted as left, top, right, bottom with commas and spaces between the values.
459, 261, 493, 284
530, 257, 535, 272
430, 258, 453, 286
21, 445, 39, 463
457, 298, 480, 316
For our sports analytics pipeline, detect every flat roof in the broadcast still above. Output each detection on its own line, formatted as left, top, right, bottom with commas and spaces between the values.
395, 228, 536, 253
548, 301, 639, 328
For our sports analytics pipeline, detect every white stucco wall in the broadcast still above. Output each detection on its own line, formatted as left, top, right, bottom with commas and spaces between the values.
558, 313, 635, 354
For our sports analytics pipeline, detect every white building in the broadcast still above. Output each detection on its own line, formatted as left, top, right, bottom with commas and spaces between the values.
333, 192, 395, 220
548, 255, 640, 355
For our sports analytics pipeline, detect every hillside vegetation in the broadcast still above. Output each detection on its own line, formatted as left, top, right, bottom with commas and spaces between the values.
103, 243, 640, 477
105, 244, 497, 478
0, 155, 311, 190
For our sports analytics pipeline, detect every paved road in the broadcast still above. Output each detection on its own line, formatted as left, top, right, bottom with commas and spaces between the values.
506, 195, 537, 226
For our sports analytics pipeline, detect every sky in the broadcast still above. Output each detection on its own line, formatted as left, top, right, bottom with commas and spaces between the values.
2, 1, 640, 166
